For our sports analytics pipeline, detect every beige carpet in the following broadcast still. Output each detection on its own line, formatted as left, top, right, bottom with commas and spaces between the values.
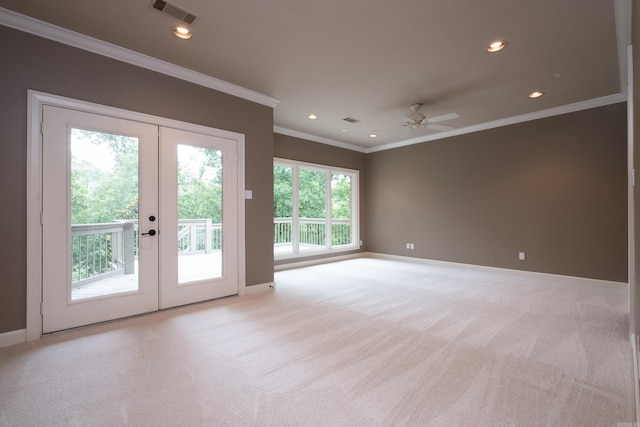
0, 258, 634, 426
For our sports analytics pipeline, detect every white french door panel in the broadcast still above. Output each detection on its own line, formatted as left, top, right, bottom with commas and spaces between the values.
42, 106, 159, 333
158, 127, 239, 309
40, 101, 243, 334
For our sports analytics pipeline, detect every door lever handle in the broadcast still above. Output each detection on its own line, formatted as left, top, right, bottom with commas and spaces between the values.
141, 229, 157, 236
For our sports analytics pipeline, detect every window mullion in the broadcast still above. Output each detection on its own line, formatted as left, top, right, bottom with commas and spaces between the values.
325, 170, 331, 249
292, 165, 300, 253
351, 174, 358, 247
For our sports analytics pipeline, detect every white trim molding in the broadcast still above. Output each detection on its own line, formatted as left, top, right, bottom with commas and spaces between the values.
278, 93, 627, 154
368, 93, 628, 153
633, 333, 640, 424
274, 252, 366, 272
274, 127, 368, 153
365, 252, 629, 289
245, 282, 276, 295
0, 329, 27, 349
27, 90, 248, 340
1, 7, 627, 156
0, 7, 279, 108
615, 0, 632, 95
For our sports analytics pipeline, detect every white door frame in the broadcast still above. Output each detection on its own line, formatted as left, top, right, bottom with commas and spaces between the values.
26, 90, 247, 341
627, 44, 640, 423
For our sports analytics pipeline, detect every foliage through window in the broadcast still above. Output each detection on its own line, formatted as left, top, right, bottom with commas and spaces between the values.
70, 129, 224, 283
274, 159, 359, 258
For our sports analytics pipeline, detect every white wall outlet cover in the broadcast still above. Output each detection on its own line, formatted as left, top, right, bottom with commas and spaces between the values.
519, 252, 526, 260
244, 190, 253, 199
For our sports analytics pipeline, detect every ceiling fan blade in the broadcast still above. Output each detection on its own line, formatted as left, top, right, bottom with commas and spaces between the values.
427, 112, 460, 123
402, 122, 421, 130
426, 123, 454, 132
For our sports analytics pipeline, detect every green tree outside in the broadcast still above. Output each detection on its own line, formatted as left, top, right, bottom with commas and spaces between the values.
70, 130, 223, 281
273, 163, 354, 247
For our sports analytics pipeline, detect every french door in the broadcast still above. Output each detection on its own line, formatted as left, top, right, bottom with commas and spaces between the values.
41, 106, 239, 333
158, 127, 238, 308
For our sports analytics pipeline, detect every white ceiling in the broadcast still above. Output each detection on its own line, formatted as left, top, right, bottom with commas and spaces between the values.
0, 0, 630, 152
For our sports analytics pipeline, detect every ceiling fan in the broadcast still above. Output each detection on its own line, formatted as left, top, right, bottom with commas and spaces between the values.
401, 103, 459, 131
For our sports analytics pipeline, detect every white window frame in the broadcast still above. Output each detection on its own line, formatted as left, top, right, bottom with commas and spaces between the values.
274, 158, 360, 260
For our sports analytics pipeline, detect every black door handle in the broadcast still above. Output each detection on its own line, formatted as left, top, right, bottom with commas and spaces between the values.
142, 229, 157, 236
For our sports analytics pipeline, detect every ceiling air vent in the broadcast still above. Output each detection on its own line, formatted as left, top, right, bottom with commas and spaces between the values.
343, 117, 361, 124
152, 0, 197, 24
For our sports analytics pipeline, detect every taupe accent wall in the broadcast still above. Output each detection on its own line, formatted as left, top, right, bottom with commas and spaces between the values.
273, 133, 367, 265
632, 2, 640, 340
366, 103, 627, 282
0, 23, 631, 336
0, 26, 274, 333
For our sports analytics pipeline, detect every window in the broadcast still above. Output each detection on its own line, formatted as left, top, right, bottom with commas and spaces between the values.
274, 158, 359, 259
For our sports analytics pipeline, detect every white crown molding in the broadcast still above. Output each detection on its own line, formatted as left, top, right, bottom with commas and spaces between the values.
0, 7, 280, 108
274, 126, 368, 153
1, 7, 626, 153
367, 93, 627, 153
277, 92, 626, 154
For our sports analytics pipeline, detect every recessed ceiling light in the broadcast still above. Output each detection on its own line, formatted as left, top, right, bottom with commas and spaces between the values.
369, 133, 377, 138
307, 114, 318, 120
528, 91, 545, 99
341, 128, 348, 132
172, 25, 192, 39
486, 40, 507, 52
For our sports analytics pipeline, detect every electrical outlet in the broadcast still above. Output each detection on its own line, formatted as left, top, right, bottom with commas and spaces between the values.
519, 252, 525, 261
410, 243, 415, 250
406, 243, 411, 249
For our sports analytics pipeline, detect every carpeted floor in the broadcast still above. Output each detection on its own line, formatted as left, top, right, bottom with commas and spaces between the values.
0, 258, 634, 426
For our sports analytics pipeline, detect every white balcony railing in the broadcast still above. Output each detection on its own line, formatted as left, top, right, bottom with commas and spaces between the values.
71, 219, 221, 288
274, 217, 352, 250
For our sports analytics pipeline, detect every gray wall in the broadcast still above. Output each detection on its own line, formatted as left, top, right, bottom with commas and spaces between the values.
273, 133, 367, 265
0, 23, 630, 335
0, 26, 275, 334
366, 103, 627, 282
633, 1, 640, 341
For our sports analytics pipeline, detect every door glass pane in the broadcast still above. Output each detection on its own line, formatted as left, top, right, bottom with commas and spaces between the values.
298, 168, 327, 252
177, 144, 223, 284
273, 165, 293, 255
70, 128, 140, 300
331, 173, 352, 246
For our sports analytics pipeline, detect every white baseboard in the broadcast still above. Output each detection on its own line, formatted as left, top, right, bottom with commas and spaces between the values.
274, 252, 366, 272
365, 252, 628, 289
0, 329, 27, 349
633, 333, 640, 423
245, 282, 276, 295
